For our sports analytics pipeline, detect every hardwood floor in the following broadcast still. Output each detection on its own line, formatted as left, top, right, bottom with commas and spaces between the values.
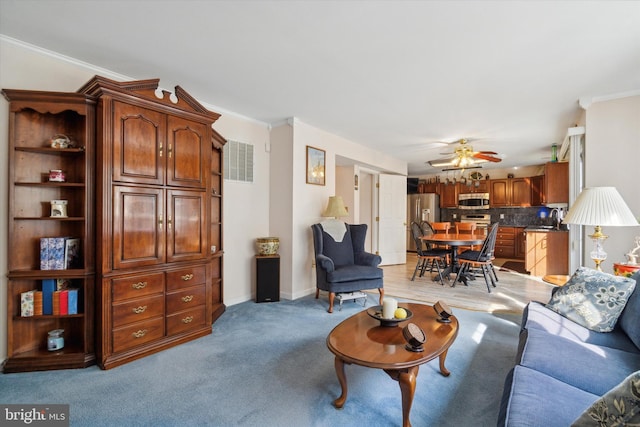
374, 254, 555, 314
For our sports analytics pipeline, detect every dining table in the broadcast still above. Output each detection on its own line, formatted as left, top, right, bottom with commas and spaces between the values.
420, 233, 486, 281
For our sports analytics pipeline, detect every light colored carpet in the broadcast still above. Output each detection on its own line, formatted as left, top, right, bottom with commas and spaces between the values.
0, 294, 521, 426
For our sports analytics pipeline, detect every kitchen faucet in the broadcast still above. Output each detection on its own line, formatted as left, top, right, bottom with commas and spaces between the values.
549, 207, 565, 230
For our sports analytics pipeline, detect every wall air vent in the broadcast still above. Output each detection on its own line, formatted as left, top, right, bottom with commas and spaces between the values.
224, 140, 254, 183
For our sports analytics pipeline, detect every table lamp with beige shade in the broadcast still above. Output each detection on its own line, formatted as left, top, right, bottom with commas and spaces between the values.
563, 187, 639, 271
320, 196, 349, 242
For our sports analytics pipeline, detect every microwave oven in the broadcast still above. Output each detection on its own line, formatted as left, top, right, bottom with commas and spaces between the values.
458, 193, 490, 210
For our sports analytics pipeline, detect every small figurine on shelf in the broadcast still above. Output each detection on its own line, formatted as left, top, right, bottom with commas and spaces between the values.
49, 134, 71, 149
625, 236, 640, 265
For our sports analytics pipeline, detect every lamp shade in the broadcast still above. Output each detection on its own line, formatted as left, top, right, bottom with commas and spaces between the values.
563, 187, 638, 227
322, 196, 349, 218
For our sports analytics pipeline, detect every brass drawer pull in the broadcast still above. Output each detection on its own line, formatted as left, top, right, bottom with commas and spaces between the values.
132, 281, 147, 290
133, 305, 147, 314
132, 329, 147, 338
182, 316, 194, 324
181, 273, 193, 281
182, 295, 194, 303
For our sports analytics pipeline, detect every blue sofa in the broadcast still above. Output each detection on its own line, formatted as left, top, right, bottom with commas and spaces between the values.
498, 269, 640, 426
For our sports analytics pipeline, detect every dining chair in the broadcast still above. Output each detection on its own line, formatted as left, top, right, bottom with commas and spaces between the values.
456, 222, 478, 252
410, 222, 449, 283
454, 223, 499, 292
429, 221, 452, 257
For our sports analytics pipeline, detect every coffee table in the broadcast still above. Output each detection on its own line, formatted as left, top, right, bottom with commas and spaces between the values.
326, 302, 459, 427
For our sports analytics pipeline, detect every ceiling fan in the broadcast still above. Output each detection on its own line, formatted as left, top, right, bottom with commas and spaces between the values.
428, 139, 502, 169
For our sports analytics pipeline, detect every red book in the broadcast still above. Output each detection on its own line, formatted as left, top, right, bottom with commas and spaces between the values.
59, 290, 69, 315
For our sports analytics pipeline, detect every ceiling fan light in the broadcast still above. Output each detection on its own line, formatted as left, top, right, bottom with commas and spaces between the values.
428, 159, 456, 167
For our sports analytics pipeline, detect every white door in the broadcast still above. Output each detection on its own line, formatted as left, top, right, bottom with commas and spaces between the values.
378, 174, 407, 265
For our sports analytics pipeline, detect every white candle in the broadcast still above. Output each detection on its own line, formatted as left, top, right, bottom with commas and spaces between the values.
382, 298, 398, 319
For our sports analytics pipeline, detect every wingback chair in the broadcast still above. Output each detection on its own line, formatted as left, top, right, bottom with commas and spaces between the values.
311, 223, 384, 313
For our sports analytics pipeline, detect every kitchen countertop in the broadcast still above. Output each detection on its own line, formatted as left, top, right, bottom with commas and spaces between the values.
524, 226, 568, 232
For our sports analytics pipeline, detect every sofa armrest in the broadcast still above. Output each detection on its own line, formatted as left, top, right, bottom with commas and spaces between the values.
316, 254, 335, 272
355, 251, 382, 267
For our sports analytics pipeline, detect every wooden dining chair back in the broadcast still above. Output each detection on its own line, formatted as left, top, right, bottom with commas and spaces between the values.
456, 222, 477, 252
431, 222, 451, 234
410, 222, 448, 283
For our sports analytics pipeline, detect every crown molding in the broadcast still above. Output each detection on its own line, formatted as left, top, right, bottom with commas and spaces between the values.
579, 89, 640, 110
1, 34, 270, 128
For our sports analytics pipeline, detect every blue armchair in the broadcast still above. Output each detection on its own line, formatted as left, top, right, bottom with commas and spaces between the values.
311, 223, 384, 313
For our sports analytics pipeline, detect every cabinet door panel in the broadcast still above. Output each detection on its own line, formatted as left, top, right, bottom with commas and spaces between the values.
167, 189, 207, 262
511, 178, 531, 206
167, 116, 208, 189
113, 101, 165, 185
490, 180, 509, 206
113, 186, 165, 269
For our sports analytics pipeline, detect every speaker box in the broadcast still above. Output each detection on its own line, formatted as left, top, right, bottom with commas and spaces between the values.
256, 255, 280, 303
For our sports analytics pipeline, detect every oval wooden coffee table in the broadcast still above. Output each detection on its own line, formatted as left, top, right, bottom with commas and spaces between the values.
326, 302, 459, 427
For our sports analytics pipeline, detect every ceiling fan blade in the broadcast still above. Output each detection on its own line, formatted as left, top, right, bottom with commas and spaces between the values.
473, 153, 502, 162
476, 150, 498, 155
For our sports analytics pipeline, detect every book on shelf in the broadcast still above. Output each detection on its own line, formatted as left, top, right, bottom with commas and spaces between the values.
67, 289, 78, 315
52, 291, 60, 315
59, 290, 68, 315
34, 291, 43, 315
42, 279, 56, 315
20, 290, 34, 317
39, 237, 81, 270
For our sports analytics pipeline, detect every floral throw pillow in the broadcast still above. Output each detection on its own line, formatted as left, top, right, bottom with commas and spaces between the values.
571, 370, 640, 426
546, 267, 636, 332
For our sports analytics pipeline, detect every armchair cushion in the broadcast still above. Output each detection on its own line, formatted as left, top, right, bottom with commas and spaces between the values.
327, 264, 383, 283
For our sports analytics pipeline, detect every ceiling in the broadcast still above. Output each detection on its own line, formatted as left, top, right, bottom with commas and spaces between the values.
2, 1, 639, 176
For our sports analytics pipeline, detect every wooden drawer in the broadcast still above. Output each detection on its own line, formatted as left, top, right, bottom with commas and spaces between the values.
495, 246, 515, 258
166, 285, 206, 314
166, 306, 206, 336
112, 272, 164, 302
112, 294, 165, 328
112, 316, 164, 353
166, 265, 206, 291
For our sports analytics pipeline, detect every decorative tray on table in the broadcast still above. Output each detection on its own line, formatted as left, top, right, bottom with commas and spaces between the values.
367, 306, 413, 327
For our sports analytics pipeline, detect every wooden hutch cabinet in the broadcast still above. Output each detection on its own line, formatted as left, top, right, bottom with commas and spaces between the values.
2, 90, 96, 372
79, 76, 225, 369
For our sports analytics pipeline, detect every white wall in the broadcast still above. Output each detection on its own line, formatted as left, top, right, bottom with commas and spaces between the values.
584, 95, 640, 271
271, 119, 406, 301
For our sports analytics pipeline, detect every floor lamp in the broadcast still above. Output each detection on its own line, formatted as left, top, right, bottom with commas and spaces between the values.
563, 187, 638, 271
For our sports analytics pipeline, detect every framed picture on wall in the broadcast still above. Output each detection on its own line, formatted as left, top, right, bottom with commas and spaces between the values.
306, 145, 325, 186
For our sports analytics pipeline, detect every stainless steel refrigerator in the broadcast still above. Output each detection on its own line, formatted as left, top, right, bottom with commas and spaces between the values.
406, 193, 440, 252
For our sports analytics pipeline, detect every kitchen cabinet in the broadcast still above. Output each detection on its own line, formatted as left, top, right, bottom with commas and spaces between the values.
490, 178, 531, 207
439, 183, 458, 208
2, 89, 96, 372
530, 175, 544, 206
544, 162, 569, 205
495, 226, 517, 258
458, 180, 488, 194
525, 231, 569, 277
80, 76, 224, 369
515, 227, 526, 259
